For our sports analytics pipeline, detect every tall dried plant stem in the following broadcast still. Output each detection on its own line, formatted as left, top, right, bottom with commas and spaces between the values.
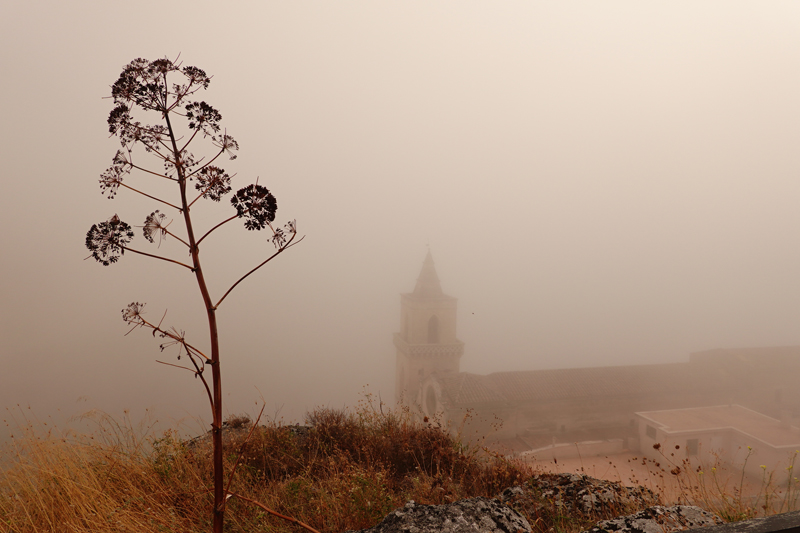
163, 110, 225, 532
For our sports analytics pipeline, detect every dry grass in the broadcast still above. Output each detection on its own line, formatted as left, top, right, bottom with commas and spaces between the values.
0, 404, 534, 533
641, 443, 800, 522
3, 403, 798, 533
0, 408, 210, 532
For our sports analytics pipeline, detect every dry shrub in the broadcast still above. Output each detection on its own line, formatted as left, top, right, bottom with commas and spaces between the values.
1, 406, 536, 533
202, 406, 536, 531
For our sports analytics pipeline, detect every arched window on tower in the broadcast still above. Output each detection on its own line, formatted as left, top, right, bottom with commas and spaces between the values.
427, 315, 439, 344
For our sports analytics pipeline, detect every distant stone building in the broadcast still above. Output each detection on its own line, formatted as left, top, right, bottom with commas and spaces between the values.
394, 253, 800, 450
394, 250, 464, 408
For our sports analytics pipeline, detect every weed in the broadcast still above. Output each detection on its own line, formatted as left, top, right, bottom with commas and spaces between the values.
645, 441, 800, 520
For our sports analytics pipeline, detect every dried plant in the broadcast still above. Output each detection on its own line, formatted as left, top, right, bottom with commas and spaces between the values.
85, 56, 302, 532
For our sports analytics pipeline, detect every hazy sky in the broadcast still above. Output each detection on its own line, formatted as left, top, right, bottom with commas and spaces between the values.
2, 2, 800, 432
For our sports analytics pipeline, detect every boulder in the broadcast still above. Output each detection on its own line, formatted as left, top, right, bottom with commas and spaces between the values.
581, 505, 724, 533
347, 497, 532, 533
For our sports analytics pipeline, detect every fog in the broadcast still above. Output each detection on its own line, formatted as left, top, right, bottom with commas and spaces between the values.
2, 2, 800, 437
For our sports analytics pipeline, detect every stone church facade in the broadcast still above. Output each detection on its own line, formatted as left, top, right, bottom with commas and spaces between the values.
395, 253, 800, 450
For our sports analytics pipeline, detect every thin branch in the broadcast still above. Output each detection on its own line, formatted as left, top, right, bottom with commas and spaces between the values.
282, 235, 304, 251
169, 339, 209, 363
119, 182, 182, 211
185, 147, 225, 180
225, 491, 322, 533
180, 128, 200, 153
160, 228, 190, 249
120, 245, 194, 270
128, 313, 210, 363
142, 142, 170, 161
128, 162, 176, 181
186, 354, 215, 413
157, 308, 168, 329
134, 136, 171, 161
196, 215, 237, 247
126, 126, 171, 160
154, 138, 175, 157
160, 70, 170, 111
223, 403, 266, 500
141, 215, 191, 249
187, 191, 206, 209
214, 233, 300, 309
166, 83, 205, 113
156, 360, 196, 373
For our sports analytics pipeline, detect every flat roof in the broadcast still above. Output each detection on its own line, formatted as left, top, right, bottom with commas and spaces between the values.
636, 405, 800, 448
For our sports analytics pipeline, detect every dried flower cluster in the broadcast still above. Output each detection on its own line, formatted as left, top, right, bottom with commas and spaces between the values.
85, 215, 134, 265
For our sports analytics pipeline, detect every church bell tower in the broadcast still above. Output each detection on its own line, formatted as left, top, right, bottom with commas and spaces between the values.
394, 251, 464, 406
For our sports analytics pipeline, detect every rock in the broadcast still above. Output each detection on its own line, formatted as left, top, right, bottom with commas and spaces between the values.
581, 504, 724, 533
347, 498, 532, 533
499, 473, 662, 522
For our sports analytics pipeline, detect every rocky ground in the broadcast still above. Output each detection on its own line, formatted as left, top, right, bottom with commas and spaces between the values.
349, 472, 724, 533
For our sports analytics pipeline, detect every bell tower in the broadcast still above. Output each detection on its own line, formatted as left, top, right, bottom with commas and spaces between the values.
394, 251, 464, 406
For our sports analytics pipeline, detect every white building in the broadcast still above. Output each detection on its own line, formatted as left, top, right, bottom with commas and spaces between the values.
637, 405, 800, 484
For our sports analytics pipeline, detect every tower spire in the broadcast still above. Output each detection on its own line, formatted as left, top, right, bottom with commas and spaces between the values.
413, 249, 443, 296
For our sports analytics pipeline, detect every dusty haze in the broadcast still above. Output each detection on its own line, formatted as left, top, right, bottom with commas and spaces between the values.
2, 2, 800, 437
